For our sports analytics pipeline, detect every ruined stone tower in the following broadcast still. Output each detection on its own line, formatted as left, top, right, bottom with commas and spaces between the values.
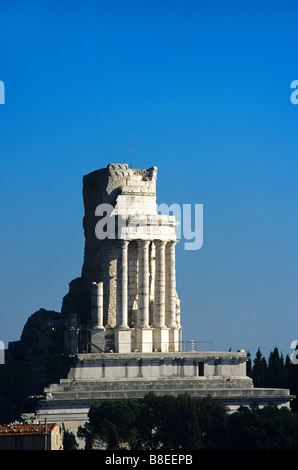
26, 163, 293, 435
62, 163, 181, 354
0, 162, 293, 435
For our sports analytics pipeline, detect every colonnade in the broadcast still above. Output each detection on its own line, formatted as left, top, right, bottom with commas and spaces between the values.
115, 238, 181, 353
91, 238, 181, 353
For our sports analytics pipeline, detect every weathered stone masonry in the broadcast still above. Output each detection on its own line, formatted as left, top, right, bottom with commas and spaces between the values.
63, 163, 182, 354
0, 162, 293, 433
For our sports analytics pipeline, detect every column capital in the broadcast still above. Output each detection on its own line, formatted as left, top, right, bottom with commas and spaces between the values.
166, 239, 177, 246
154, 239, 167, 249
165, 240, 177, 255
137, 239, 150, 248
118, 239, 129, 247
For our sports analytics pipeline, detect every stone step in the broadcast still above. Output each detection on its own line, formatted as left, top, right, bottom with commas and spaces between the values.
44, 377, 253, 396
42, 386, 290, 403
46, 377, 252, 390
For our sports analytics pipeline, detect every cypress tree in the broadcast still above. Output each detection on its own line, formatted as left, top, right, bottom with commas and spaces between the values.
267, 347, 288, 388
251, 348, 267, 387
246, 351, 252, 377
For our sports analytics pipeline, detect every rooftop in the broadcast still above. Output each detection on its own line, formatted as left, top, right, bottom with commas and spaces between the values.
0, 423, 60, 436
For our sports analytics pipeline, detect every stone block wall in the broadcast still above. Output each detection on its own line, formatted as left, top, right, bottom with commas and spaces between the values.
62, 163, 181, 353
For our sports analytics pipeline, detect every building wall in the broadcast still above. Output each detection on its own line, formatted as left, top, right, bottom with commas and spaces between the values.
0, 426, 63, 450
66, 352, 249, 381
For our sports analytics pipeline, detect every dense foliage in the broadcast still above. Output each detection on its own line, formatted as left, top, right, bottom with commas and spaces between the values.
78, 394, 298, 450
63, 428, 79, 450
248, 347, 298, 411
76, 347, 298, 450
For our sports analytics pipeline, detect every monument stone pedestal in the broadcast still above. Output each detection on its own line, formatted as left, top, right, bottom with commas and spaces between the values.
153, 327, 170, 352
115, 328, 132, 354
135, 327, 153, 353
169, 327, 182, 352
34, 350, 294, 441
90, 328, 105, 352
31, 163, 293, 442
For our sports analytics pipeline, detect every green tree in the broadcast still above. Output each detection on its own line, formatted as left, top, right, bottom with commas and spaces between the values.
77, 392, 298, 450
177, 394, 202, 450
267, 347, 288, 388
246, 351, 252, 377
251, 347, 267, 387
63, 428, 79, 450
194, 396, 229, 449
78, 399, 143, 449
79, 394, 230, 450
134, 393, 203, 450
227, 404, 266, 449
227, 404, 298, 450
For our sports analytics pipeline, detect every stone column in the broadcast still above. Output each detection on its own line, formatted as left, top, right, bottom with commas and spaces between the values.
149, 241, 156, 319
116, 240, 129, 328
90, 282, 105, 352
154, 240, 166, 328
165, 241, 181, 351
136, 240, 153, 352
137, 240, 150, 328
115, 239, 131, 353
165, 241, 176, 328
91, 282, 104, 328
153, 240, 169, 351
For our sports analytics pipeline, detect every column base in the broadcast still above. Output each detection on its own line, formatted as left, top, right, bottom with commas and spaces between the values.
168, 327, 182, 352
135, 327, 153, 353
90, 327, 105, 352
153, 327, 170, 352
115, 328, 132, 354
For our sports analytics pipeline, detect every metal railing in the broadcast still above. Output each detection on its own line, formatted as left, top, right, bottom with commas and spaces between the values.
84, 338, 213, 353
182, 340, 213, 352
76, 327, 214, 353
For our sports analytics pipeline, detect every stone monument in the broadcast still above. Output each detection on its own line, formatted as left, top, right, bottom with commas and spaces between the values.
62, 163, 181, 355
31, 163, 293, 435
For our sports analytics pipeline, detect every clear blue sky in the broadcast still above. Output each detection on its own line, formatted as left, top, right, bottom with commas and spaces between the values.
0, 0, 297, 359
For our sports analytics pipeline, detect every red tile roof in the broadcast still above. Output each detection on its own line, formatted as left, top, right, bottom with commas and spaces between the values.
0, 423, 60, 436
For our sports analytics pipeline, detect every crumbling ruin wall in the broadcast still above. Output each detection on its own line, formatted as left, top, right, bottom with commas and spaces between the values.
0, 309, 75, 423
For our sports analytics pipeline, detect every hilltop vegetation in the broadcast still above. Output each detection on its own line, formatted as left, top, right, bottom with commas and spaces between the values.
71, 347, 298, 450
76, 393, 298, 450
